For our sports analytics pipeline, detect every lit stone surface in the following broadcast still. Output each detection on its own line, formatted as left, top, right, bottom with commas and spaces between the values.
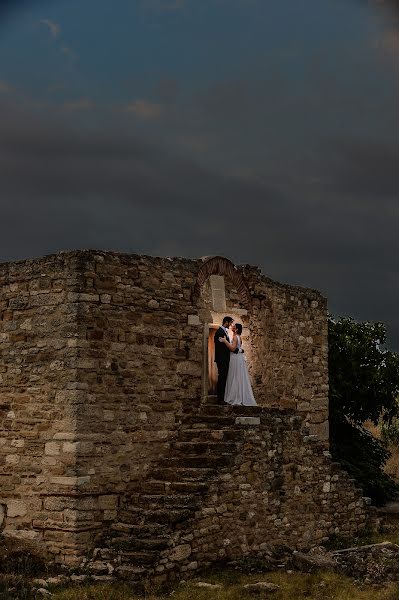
0, 250, 369, 578
187, 315, 200, 325
7, 500, 27, 517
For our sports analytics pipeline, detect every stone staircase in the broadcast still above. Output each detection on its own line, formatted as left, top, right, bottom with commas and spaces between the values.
92, 397, 263, 583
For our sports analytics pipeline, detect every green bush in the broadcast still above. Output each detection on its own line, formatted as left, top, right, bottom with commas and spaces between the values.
329, 317, 399, 506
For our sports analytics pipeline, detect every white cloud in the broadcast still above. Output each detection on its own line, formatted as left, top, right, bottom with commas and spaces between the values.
126, 100, 162, 119
40, 19, 61, 39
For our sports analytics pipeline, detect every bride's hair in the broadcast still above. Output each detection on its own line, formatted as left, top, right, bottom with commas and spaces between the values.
235, 323, 243, 335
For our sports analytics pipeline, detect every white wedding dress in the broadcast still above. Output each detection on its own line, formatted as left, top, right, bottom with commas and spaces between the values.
224, 335, 257, 406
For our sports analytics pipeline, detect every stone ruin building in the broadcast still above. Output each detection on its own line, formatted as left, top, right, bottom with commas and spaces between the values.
0, 250, 372, 582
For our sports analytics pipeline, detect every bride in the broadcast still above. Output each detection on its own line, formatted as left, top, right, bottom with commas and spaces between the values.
219, 323, 257, 406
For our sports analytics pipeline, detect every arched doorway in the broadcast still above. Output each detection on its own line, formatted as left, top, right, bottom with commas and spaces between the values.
193, 257, 253, 400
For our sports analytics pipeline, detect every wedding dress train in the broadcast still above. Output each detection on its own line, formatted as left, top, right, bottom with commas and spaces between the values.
224, 335, 257, 406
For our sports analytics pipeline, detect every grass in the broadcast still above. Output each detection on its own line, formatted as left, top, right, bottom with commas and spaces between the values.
49, 572, 399, 600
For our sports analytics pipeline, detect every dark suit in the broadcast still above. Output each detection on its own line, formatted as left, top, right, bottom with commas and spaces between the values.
214, 326, 230, 402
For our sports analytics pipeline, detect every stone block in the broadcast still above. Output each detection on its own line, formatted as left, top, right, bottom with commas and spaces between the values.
45, 442, 60, 456
62, 442, 79, 454
43, 498, 66, 511
11, 439, 25, 448
98, 495, 118, 510
50, 476, 90, 487
168, 544, 192, 562
235, 417, 260, 426
187, 315, 200, 325
7, 499, 27, 517
309, 420, 329, 440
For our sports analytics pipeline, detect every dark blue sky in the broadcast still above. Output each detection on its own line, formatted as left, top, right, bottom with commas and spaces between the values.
1, 0, 399, 347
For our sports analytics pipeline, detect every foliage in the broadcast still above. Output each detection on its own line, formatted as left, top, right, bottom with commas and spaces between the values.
328, 317, 399, 505
330, 417, 398, 505
0, 575, 34, 600
381, 418, 399, 446
328, 318, 399, 425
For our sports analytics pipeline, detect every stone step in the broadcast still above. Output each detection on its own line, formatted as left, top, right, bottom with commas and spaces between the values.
159, 454, 231, 469
179, 428, 240, 442
129, 480, 168, 494
110, 521, 168, 536
199, 405, 262, 417
127, 537, 171, 551
113, 505, 193, 526
114, 565, 149, 581
141, 479, 209, 496
129, 479, 210, 495
184, 414, 236, 427
203, 395, 218, 404
144, 508, 194, 524
118, 550, 159, 566
170, 441, 237, 454
168, 480, 209, 494
109, 535, 170, 552
151, 466, 217, 481
137, 494, 199, 510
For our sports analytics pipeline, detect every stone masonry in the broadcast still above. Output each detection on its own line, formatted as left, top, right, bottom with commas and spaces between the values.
0, 250, 370, 578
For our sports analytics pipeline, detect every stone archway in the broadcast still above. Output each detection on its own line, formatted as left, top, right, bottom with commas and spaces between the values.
193, 256, 252, 311
193, 257, 253, 400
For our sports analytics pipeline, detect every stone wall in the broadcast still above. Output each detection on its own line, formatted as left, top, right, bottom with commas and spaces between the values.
241, 266, 329, 441
0, 253, 80, 555
87, 405, 371, 584
162, 409, 366, 577
0, 250, 334, 566
196, 259, 329, 439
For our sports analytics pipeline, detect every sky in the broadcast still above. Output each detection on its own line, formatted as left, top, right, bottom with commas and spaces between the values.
0, 0, 399, 347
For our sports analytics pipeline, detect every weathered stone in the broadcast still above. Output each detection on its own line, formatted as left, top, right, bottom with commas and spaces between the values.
36, 589, 52, 597
0, 250, 370, 583
235, 417, 261, 425
168, 544, 192, 562
7, 500, 27, 517
187, 315, 200, 325
292, 551, 337, 573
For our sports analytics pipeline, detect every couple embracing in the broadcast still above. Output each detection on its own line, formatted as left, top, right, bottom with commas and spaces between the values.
214, 316, 257, 406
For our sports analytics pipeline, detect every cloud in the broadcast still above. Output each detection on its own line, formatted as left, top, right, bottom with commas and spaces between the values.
39, 18, 61, 39
142, 0, 185, 11
61, 46, 79, 62
48, 83, 66, 93
63, 98, 94, 111
0, 80, 13, 94
126, 100, 162, 119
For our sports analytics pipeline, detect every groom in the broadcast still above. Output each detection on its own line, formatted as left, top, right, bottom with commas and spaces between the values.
214, 316, 234, 403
